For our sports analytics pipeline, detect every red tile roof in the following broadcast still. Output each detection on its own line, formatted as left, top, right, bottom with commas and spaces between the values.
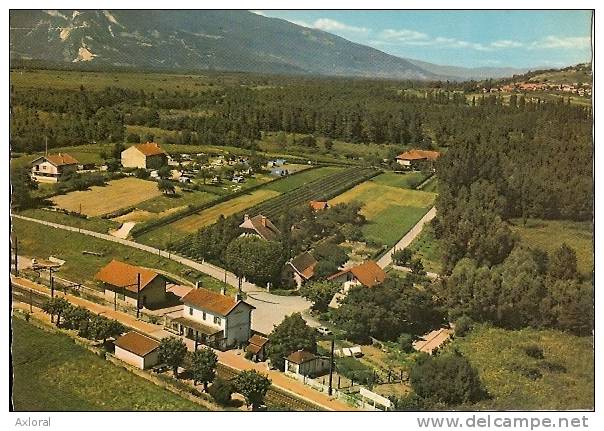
309, 200, 329, 211
286, 349, 318, 364
182, 287, 254, 316
396, 149, 440, 161
133, 142, 166, 156
239, 214, 281, 241
32, 153, 79, 167
289, 252, 318, 280
114, 331, 160, 356
328, 260, 386, 288
94, 260, 162, 293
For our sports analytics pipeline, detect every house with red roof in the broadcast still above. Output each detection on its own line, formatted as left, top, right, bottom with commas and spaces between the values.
284, 252, 318, 289
328, 260, 387, 309
239, 214, 281, 241
395, 149, 440, 169
30, 153, 79, 182
95, 260, 168, 308
121, 142, 168, 169
172, 286, 255, 350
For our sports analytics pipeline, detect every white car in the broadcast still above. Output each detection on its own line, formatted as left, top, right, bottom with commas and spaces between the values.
317, 326, 333, 336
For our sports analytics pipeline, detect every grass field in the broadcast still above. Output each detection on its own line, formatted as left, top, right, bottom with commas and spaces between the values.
451, 324, 594, 410
407, 224, 443, 274
17, 208, 120, 234
12, 218, 231, 293
136, 189, 218, 214
370, 172, 428, 189
11, 317, 206, 411
329, 182, 436, 246
51, 177, 162, 217
11, 69, 217, 92
510, 218, 593, 276
172, 189, 280, 233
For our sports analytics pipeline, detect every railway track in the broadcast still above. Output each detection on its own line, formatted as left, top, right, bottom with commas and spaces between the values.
12, 282, 327, 411
217, 364, 324, 411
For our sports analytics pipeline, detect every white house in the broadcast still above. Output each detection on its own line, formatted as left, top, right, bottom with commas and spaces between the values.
172, 287, 255, 350
114, 331, 160, 369
284, 350, 331, 378
30, 153, 79, 182
395, 149, 440, 169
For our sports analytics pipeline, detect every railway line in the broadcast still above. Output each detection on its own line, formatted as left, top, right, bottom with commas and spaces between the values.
217, 364, 324, 411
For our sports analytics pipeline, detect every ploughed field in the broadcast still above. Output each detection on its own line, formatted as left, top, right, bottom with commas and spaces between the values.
50, 177, 162, 217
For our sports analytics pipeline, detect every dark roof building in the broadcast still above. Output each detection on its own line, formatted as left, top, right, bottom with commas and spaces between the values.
239, 214, 281, 241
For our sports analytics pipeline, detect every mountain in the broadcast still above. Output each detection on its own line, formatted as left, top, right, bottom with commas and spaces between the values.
10, 10, 440, 80
406, 59, 534, 81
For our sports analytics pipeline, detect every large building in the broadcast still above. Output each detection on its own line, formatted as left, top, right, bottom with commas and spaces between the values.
395, 149, 440, 169
171, 287, 255, 350
30, 153, 79, 182
121, 142, 168, 169
95, 260, 167, 308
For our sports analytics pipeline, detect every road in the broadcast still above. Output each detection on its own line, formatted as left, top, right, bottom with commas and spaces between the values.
11, 214, 316, 334
11, 276, 352, 411
376, 206, 437, 269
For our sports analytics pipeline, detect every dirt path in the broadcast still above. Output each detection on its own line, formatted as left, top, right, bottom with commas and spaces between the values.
109, 221, 137, 239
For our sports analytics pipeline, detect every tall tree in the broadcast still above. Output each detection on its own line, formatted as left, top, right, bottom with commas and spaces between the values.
159, 337, 188, 378
190, 348, 218, 391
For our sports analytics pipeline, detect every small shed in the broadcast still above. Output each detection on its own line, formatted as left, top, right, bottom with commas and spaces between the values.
114, 331, 160, 369
285, 349, 330, 377
246, 334, 269, 362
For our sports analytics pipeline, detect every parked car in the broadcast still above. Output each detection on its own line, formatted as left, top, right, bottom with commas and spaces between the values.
317, 326, 333, 336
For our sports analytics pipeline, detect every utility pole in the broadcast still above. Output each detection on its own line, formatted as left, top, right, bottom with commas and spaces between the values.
13, 236, 18, 276
328, 337, 335, 396
195, 333, 199, 351
49, 267, 54, 297
29, 289, 33, 313
136, 273, 141, 319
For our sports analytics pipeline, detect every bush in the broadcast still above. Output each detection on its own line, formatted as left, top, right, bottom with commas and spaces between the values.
398, 333, 414, 353
523, 344, 544, 359
454, 316, 474, 337
410, 351, 487, 405
208, 378, 233, 405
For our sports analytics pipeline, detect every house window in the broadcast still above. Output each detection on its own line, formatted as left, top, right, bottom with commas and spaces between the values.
214, 316, 221, 325
202, 311, 206, 320
189, 307, 193, 316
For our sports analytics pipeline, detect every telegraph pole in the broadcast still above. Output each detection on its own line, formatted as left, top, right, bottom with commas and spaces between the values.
13, 236, 18, 276
49, 267, 54, 297
29, 289, 33, 313
328, 337, 335, 396
136, 273, 141, 319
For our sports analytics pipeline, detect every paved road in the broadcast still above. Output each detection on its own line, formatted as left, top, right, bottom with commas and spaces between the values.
11, 276, 351, 411
12, 214, 315, 333
376, 206, 437, 269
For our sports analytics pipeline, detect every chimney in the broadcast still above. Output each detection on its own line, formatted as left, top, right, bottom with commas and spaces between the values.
195, 281, 201, 289
220, 287, 226, 296
261, 216, 267, 227
244, 214, 249, 221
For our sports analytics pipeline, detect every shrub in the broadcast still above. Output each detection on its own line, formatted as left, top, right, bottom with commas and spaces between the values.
208, 378, 233, 405
523, 344, 544, 359
454, 316, 474, 337
398, 333, 414, 353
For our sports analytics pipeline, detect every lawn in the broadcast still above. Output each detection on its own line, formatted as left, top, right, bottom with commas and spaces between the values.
370, 172, 429, 189
11, 317, 206, 411
510, 218, 593, 276
450, 324, 594, 410
407, 224, 443, 274
11, 217, 231, 293
419, 177, 439, 193
51, 177, 162, 217
329, 181, 436, 247
16, 208, 120, 234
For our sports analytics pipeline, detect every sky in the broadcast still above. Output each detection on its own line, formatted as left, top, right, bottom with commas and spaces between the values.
251, 10, 592, 69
